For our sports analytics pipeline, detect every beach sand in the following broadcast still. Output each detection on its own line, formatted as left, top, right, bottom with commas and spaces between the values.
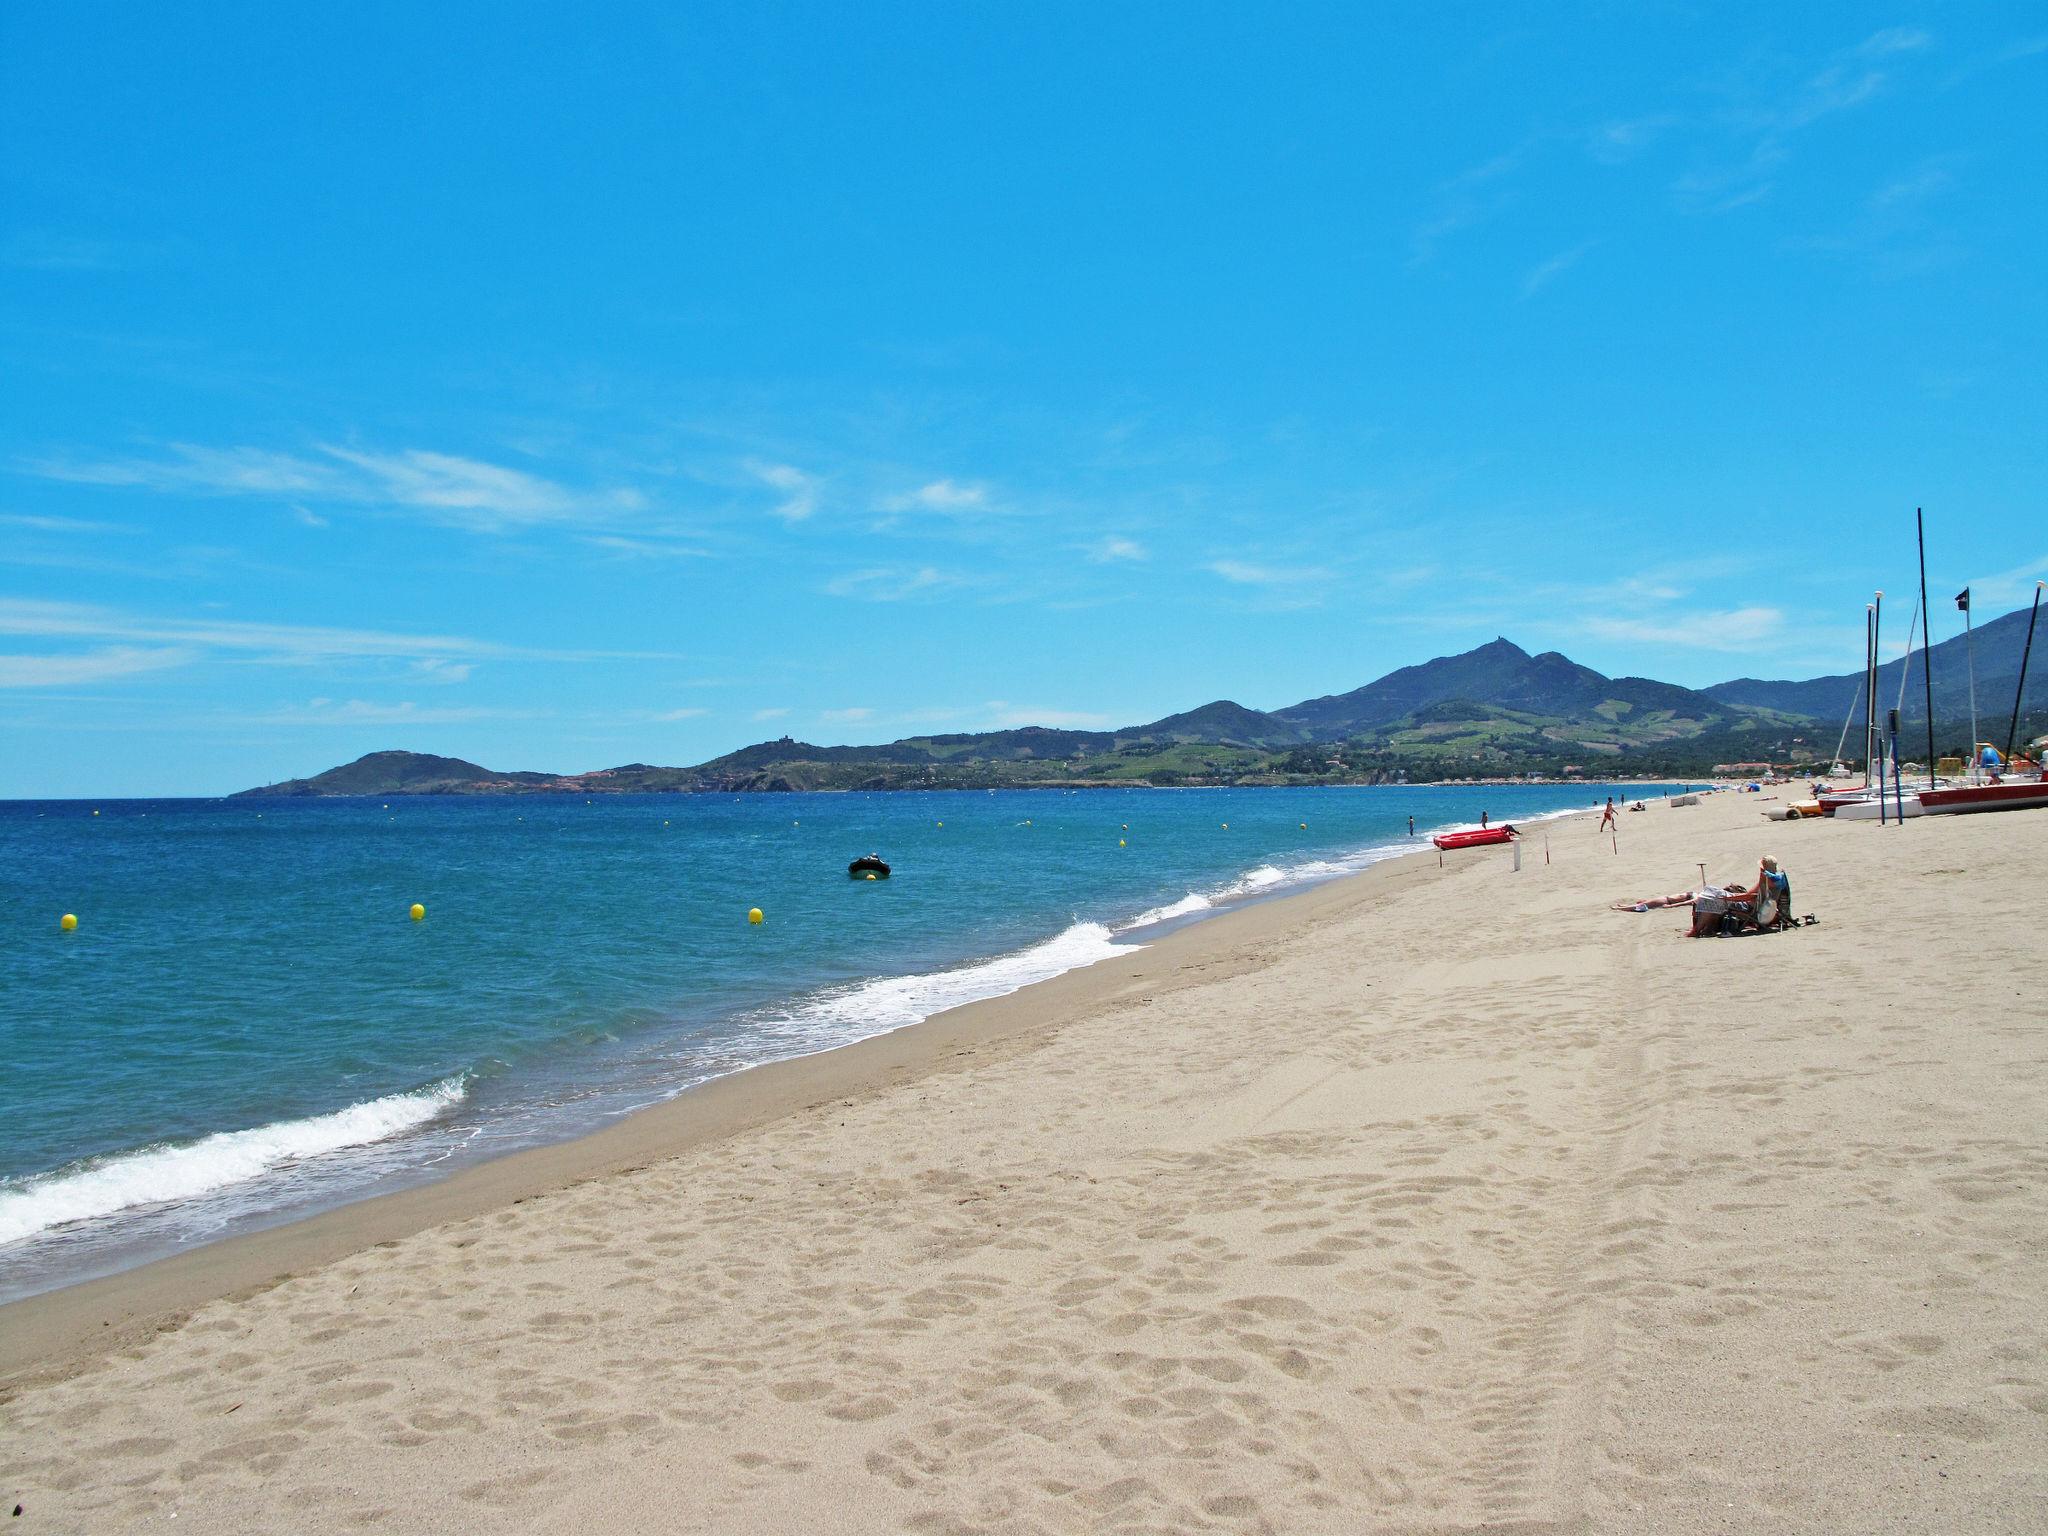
4, 788, 2045, 1532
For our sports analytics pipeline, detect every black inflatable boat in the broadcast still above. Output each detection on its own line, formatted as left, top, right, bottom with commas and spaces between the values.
848, 854, 891, 879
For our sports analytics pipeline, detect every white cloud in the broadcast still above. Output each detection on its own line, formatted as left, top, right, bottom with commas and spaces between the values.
1088, 535, 1147, 563
238, 698, 540, 726
0, 598, 684, 671
1960, 556, 2048, 612
747, 460, 818, 522
821, 706, 872, 723
1582, 606, 1786, 652
0, 646, 194, 687
579, 534, 709, 560
1857, 27, 1932, 59
648, 707, 708, 721
1587, 114, 1679, 164
1411, 147, 1529, 265
24, 442, 645, 534
410, 659, 474, 684
824, 565, 964, 601
751, 707, 790, 722
0, 513, 131, 533
1520, 241, 1596, 300
884, 478, 988, 513
1206, 559, 1329, 586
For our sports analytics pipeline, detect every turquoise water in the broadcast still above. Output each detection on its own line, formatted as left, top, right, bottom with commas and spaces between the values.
0, 783, 1679, 1296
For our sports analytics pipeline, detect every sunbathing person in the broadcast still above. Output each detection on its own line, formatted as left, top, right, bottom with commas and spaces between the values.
1611, 890, 1699, 911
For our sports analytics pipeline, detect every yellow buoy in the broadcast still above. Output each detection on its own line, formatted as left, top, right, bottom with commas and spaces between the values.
1300, 822, 1307, 829
865, 872, 878, 881
91, 809, 100, 817
60, 912, 78, 931
747, 907, 764, 924
1119, 839, 1126, 847
936, 821, 943, 827
409, 903, 425, 921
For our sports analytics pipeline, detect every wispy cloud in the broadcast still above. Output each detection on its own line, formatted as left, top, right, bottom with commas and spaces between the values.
824, 565, 968, 602
751, 707, 790, 722
821, 706, 872, 723
747, 460, 818, 522
1587, 114, 1679, 165
23, 442, 646, 534
0, 645, 194, 688
1206, 559, 1329, 586
578, 533, 710, 560
1520, 241, 1596, 299
1676, 27, 1935, 216
1961, 555, 2048, 611
1, 232, 129, 272
1087, 535, 1147, 563
1582, 606, 1786, 652
884, 478, 987, 513
1411, 147, 1528, 265
235, 698, 542, 727
0, 599, 685, 688
0, 513, 134, 534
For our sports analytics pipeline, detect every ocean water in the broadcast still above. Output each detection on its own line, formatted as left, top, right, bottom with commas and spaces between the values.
0, 782, 1681, 1298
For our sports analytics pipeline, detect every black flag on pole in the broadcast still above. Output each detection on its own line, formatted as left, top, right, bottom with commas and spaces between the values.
1956, 588, 1971, 612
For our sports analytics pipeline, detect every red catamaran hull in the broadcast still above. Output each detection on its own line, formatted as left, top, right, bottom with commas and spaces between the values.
1917, 780, 2048, 815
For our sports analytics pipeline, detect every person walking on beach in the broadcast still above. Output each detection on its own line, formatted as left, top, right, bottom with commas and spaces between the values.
1598, 796, 1618, 833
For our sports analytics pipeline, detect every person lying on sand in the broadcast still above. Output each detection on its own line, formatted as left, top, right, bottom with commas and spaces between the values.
1611, 890, 1698, 911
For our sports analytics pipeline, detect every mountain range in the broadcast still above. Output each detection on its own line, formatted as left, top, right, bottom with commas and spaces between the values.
237, 607, 2048, 796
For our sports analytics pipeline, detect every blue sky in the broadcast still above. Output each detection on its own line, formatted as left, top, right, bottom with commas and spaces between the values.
3, 4, 2044, 796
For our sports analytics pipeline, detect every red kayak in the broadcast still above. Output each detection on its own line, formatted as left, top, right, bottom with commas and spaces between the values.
1432, 825, 1517, 850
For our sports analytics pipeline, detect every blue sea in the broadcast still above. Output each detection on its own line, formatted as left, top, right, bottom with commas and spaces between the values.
0, 783, 1683, 1299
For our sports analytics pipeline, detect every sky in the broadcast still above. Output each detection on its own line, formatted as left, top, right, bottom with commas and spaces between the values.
3, 4, 2045, 796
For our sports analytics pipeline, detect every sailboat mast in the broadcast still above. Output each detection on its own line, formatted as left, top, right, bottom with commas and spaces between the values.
1917, 509, 1936, 786
1870, 592, 1884, 785
2007, 581, 2044, 761
1965, 600, 1979, 779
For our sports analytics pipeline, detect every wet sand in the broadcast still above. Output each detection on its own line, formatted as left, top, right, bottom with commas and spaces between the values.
5, 788, 2045, 1532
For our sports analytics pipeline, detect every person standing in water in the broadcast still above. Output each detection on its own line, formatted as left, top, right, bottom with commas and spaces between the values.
1480, 810, 1489, 829
1407, 814, 1414, 837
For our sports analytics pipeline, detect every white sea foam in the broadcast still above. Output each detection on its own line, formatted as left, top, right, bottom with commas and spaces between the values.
749, 921, 1135, 1056
0, 1077, 468, 1247
1122, 844, 1412, 933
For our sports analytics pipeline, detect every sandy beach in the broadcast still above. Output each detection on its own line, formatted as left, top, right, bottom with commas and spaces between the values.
4, 787, 2045, 1533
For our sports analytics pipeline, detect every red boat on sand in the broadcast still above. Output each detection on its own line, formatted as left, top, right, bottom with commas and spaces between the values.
1432, 825, 1518, 850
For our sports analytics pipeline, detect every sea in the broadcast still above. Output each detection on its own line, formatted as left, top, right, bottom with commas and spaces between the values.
0, 782, 1685, 1300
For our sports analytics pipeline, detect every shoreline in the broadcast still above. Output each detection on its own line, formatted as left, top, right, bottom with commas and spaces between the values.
0, 809, 1494, 1386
